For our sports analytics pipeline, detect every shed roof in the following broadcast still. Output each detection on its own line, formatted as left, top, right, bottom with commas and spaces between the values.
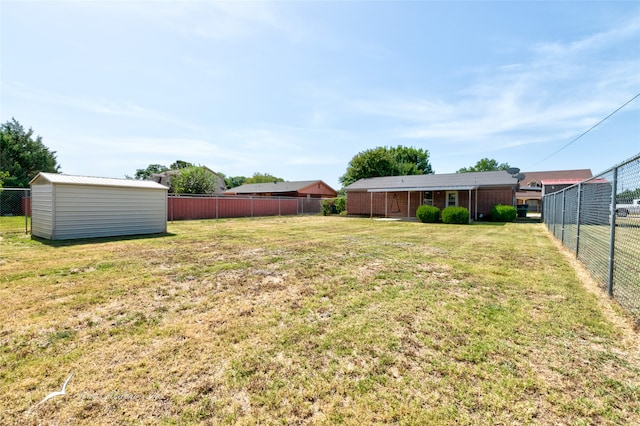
30, 172, 168, 190
226, 180, 332, 194
345, 171, 517, 192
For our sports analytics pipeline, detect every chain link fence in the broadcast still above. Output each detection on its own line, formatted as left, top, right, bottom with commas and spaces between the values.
0, 188, 31, 235
543, 153, 640, 321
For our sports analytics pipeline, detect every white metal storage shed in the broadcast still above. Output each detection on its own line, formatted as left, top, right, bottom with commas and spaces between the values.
30, 173, 168, 240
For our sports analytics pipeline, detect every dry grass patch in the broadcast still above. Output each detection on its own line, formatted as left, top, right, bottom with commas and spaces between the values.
1, 216, 638, 424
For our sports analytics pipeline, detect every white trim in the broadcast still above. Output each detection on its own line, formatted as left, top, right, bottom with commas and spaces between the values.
368, 186, 477, 193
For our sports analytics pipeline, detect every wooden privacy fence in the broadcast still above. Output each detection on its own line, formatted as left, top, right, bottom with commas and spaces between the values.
168, 195, 323, 220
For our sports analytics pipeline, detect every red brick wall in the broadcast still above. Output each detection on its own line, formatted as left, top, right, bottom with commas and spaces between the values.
346, 191, 425, 217
476, 188, 514, 218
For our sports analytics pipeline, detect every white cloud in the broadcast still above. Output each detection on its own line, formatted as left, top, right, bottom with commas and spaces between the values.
332, 16, 640, 151
534, 17, 640, 58
3, 82, 201, 132
76, 0, 297, 42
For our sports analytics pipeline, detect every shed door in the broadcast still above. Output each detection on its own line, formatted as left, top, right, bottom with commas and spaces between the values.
446, 191, 458, 207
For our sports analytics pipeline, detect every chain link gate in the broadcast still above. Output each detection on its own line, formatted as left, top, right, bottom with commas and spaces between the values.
0, 188, 31, 235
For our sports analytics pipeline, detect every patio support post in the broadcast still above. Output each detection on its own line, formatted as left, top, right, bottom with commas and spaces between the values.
370, 192, 373, 219
475, 188, 478, 221
385, 192, 388, 218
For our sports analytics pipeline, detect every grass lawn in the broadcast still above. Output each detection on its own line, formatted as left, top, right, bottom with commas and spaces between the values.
0, 215, 30, 235
1, 216, 638, 425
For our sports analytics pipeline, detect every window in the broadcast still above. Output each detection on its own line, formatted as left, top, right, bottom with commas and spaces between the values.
423, 191, 433, 206
446, 191, 458, 207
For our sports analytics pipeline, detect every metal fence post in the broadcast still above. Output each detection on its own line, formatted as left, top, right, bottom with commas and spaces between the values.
24, 190, 29, 234
607, 167, 617, 297
551, 194, 556, 235
561, 189, 566, 243
575, 183, 582, 258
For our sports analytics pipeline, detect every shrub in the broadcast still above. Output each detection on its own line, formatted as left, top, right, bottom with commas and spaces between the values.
442, 206, 469, 224
491, 204, 517, 222
416, 205, 440, 223
321, 199, 334, 216
334, 196, 346, 214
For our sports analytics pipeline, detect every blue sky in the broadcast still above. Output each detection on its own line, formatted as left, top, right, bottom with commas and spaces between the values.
2, 1, 639, 190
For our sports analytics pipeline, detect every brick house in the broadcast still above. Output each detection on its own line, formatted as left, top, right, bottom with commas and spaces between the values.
344, 171, 519, 221
516, 169, 592, 212
224, 180, 337, 198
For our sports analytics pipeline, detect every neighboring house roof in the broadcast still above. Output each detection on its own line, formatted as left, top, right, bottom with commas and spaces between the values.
225, 180, 337, 196
514, 170, 593, 200
520, 169, 592, 187
30, 172, 168, 190
540, 178, 587, 185
344, 171, 518, 192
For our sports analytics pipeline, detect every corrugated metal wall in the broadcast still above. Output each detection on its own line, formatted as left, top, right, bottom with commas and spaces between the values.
32, 183, 167, 240
31, 184, 54, 239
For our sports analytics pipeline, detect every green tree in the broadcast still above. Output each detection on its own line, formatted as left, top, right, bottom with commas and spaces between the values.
225, 175, 247, 188
130, 160, 195, 180
244, 172, 284, 184
172, 166, 217, 194
340, 145, 433, 186
617, 187, 640, 203
457, 158, 510, 173
389, 145, 433, 175
169, 160, 194, 170
133, 164, 169, 180
0, 171, 9, 188
0, 118, 60, 187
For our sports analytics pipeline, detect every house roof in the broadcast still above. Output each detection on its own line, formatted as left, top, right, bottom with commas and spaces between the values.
225, 180, 334, 194
520, 169, 592, 186
540, 178, 586, 185
30, 172, 168, 190
345, 171, 518, 192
